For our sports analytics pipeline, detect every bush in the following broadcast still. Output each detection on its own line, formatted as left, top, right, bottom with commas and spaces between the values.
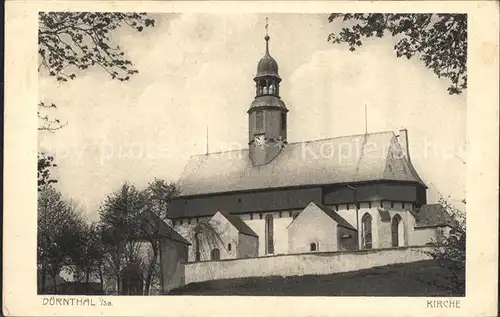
426, 197, 466, 295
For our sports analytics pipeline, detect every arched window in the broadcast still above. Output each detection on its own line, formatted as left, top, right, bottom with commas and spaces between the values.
259, 80, 266, 95
227, 243, 232, 251
310, 242, 318, 252
292, 212, 300, 220
210, 248, 220, 261
391, 214, 404, 247
265, 214, 274, 254
361, 213, 373, 249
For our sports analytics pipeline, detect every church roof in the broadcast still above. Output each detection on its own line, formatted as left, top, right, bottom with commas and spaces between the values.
256, 53, 279, 78
177, 131, 426, 197
314, 203, 357, 230
414, 204, 458, 228
140, 210, 191, 245
217, 211, 258, 237
249, 95, 287, 111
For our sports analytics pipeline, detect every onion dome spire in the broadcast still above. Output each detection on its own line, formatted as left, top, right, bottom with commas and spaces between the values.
256, 17, 279, 79
248, 17, 288, 166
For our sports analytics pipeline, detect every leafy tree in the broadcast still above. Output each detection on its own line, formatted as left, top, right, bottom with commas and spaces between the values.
327, 14, 467, 94
38, 152, 58, 190
38, 12, 154, 82
139, 179, 179, 294
145, 178, 179, 222
66, 221, 106, 291
37, 12, 156, 294
37, 12, 155, 160
98, 179, 180, 295
37, 185, 85, 293
426, 197, 466, 295
38, 102, 67, 132
98, 182, 148, 294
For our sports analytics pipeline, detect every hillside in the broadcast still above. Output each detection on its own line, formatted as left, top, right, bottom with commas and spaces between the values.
169, 260, 464, 296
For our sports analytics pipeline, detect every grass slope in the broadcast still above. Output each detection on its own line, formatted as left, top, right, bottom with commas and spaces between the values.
170, 260, 464, 296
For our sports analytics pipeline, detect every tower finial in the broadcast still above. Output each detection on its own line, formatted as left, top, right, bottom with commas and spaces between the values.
265, 17, 270, 53
265, 17, 269, 37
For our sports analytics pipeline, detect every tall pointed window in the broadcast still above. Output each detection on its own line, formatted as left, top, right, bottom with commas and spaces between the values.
281, 113, 286, 132
256, 110, 264, 130
361, 213, 373, 249
265, 214, 274, 254
391, 214, 404, 247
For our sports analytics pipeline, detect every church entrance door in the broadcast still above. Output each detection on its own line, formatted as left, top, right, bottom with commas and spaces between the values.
210, 248, 220, 261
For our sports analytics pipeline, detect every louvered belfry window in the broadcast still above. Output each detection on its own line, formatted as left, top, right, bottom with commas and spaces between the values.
265, 214, 274, 254
256, 110, 264, 130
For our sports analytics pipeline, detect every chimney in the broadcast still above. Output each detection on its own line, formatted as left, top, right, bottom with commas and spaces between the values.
397, 128, 411, 163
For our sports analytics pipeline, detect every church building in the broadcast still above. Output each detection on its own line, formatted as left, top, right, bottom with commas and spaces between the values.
167, 26, 455, 262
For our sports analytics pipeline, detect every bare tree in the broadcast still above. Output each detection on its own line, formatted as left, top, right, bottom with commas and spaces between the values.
191, 220, 225, 262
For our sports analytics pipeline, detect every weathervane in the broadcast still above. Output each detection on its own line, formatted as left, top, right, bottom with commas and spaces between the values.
265, 17, 269, 37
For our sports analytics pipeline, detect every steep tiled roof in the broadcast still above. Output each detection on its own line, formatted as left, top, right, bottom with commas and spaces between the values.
314, 203, 356, 230
218, 211, 258, 237
414, 204, 458, 228
140, 211, 191, 245
177, 131, 425, 197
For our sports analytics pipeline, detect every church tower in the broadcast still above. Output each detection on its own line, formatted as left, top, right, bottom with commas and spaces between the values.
248, 19, 288, 166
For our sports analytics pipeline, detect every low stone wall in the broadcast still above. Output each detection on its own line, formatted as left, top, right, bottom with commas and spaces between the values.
184, 246, 433, 284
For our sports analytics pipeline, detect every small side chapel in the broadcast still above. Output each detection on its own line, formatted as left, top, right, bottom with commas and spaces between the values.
167, 23, 456, 262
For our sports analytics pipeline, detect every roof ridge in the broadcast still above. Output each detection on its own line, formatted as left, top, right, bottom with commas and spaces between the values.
285, 130, 395, 146
312, 202, 356, 230
217, 211, 258, 237
187, 130, 396, 158
174, 129, 427, 198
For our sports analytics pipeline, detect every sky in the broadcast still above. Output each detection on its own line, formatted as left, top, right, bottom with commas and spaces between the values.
39, 13, 467, 220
